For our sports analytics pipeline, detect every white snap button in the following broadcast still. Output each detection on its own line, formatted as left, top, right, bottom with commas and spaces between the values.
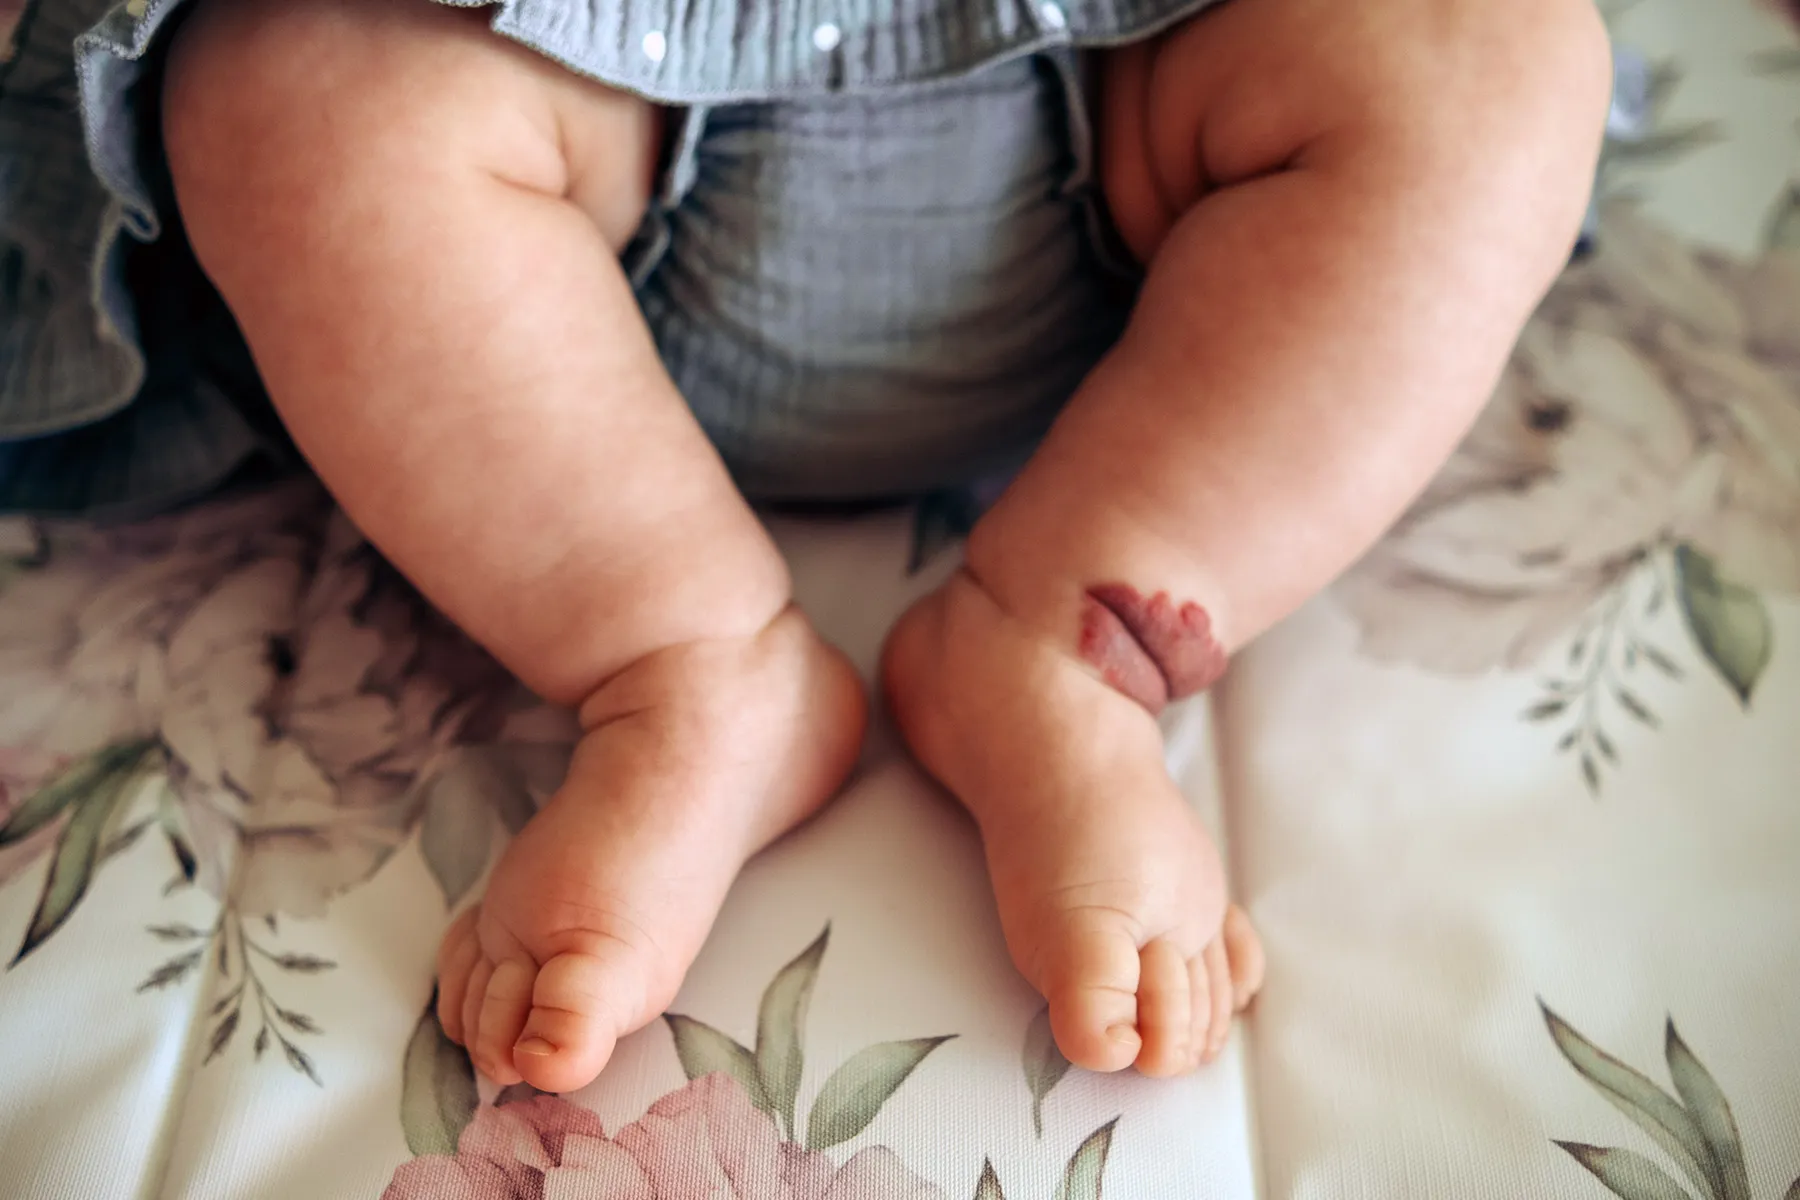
1039, 2, 1068, 29
811, 22, 843, 52
641, 30, 667, 63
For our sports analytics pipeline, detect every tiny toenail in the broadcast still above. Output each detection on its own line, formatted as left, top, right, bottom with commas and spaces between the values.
515, 1036, 556, 1056
1106, 1023, 1137, 1044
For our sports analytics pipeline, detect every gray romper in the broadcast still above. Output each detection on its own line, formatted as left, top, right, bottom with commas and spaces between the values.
0, 0, 1225, 515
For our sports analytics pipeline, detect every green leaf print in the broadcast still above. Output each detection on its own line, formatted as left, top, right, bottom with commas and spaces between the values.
0, 772, 80, 847
1022, 1004, 1072, 1137
1675, 546, 1772, 707
9, 747, 152, 965
1540, 1002, 1723, 1200
1052, 1119, 1118, 1200
1767, 185, 1800, 251
1751, 48, 1800, 79
158, 793, 198, 888
909, 489, 983, 575
283, 1040, 322, 1086
399, 993, 478, 1157
492, 1082, 546, 1108
1638, 58, 1684, 116
0, 739, 155, 847
1664, 1022, 1750, 1200
204, 1009, 242, 1065
1555, 1143, 1701, 1200
974, 1122, 1120, 1200
136, 948, 206, 992
755, 925, 828, 1141
664, 1014, 771, 1112
417, 757, 500, 908
805, 1035, 956, 1151
1603, 123, 1726, 170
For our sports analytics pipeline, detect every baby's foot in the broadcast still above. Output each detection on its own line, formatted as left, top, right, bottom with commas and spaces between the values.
436, 609, 865, 1091
884, 571, 1263, 1075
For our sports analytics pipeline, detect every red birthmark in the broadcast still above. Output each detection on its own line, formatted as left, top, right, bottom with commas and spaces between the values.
1076, 584, 1226, 713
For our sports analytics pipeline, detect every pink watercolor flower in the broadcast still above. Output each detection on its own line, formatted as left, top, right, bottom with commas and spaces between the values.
166, 507, 514, 919
0, 482, 529, 919
1336, 201, 1800, 673
384, 1075, 945, 1200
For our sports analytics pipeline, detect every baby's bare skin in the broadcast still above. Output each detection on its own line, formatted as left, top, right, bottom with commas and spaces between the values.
161, 0, 1608, 1090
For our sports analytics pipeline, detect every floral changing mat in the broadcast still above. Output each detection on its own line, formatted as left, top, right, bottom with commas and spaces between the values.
2, 0, 1798, 1196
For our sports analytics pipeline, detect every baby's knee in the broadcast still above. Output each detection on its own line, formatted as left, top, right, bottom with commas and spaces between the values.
1380, 0, 1613, 271
162, 0, 650, 261
162, 0, 506, 250
1108, 0, 1611, 263
1388, 0, 1613, 170
1328, 0, 1612, 261
163, 0, 440, 186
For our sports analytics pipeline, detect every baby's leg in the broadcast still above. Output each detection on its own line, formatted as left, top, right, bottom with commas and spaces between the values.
887, 0, 1610, 1074
164, 0, 864, 1092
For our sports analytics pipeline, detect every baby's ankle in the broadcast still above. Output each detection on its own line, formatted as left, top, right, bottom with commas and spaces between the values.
577, 607, 814, 722
955, 520, 1233, 717
575, 608, 868, 843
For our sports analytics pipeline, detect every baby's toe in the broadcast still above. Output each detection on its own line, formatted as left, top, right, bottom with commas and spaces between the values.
511, 945, 643, 1093
471, 958, 535, 1084
1223, 905, 1265, 1011
1133, 938, 1196, 1077
460, 957, 494, 1061
435, 909, 481, 1045
1042, 918, 1144, 1073
1200, 937, 1233, 1064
